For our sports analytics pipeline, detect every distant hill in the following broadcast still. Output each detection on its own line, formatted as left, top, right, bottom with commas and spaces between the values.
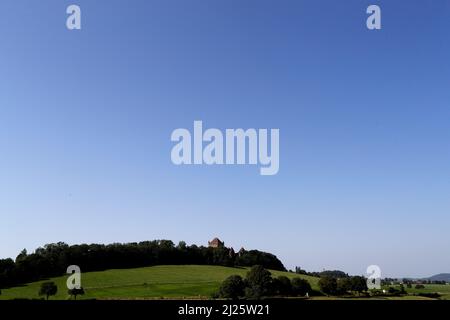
427, 273, 450, 282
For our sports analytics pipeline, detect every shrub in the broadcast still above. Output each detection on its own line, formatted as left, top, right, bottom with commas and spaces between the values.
415, 284, 425, 289
68, 287, 85, 300
417, 292, 440, 299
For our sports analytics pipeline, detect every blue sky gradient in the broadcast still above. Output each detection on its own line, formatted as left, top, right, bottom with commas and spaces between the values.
1, 0, 449, 277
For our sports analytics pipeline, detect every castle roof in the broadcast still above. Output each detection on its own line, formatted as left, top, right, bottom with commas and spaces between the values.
210, 237, 222, 244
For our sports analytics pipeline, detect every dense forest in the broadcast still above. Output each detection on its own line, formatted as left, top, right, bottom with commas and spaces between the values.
0, 240, 285, 289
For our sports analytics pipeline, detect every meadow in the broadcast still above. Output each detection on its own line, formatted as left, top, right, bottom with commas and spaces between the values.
0, 265, 319, 300
2, 265, 448, 300
385, 284, 450, 300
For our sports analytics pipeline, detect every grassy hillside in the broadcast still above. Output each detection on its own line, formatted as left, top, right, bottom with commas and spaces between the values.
0, 265, 319, 300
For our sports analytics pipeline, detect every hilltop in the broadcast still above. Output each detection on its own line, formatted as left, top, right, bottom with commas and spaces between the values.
0, 239, 285, 290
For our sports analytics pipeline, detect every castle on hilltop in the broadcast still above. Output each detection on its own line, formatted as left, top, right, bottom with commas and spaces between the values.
208, 237, 224, 248
208, 237, 246, 259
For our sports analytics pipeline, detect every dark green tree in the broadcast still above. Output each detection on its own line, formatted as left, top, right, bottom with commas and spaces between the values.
318, 276, 338, 296
399, 284, 406, 294
177, 241, 187, 250
39, 281, 58, 300
15, 249, 28, 265
337, 277, 352, 294
235, 250, 285, 271
273, 276, 292, 296
245, 265, 273, 299
350, 276, 368, 295
291, 278, 312, 297
218, 275, 245, 299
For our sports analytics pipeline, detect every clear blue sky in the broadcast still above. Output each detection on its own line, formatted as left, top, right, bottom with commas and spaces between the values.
1, 0, 449, 278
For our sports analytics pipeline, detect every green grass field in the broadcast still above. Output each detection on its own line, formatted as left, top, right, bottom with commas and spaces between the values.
2, 265, 448, 300
384, 284, 450, 300
0, 265, 319, 300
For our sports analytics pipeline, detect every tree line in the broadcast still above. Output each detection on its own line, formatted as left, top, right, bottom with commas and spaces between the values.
295, 266, 349, 279
216, 265, 313, 299
216, 266, 370, 299
0, 240, 285, 289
